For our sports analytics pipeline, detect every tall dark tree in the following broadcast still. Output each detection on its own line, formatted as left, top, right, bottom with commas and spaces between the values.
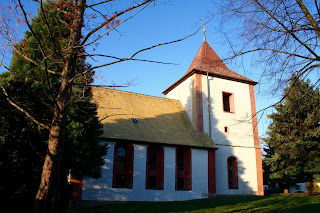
263, 75, 320, 195
0, 72, 49, 212
0, 1, 106, 212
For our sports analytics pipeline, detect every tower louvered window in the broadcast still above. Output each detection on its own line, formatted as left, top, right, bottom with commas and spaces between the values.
223, 92, 234, 113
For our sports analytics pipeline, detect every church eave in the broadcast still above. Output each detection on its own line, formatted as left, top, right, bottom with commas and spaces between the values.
99, 136, 218, 150
162, 70, 195, 95
162, 69, 258, 95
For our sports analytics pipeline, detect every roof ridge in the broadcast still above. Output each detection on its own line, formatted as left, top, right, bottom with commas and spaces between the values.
93, 87, 180, 103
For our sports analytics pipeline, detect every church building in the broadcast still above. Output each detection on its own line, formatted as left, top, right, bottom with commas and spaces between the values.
80, 37, 264, 201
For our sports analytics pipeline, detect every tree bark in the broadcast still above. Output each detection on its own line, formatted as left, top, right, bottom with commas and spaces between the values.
306, 181, 313, 196
34, 64, 74, 213
34, 112, 66, 213
34, 1, 86, 212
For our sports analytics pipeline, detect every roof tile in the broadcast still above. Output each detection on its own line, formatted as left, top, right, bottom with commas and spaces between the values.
187, 41, 256, 83
92, 87, 217, 149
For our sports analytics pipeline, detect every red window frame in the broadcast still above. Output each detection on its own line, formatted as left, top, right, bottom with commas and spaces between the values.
145, 145, 164, 190
227, 156, 238, 189
112, 143, 134, 188
175, 148, 192, 191
208, 150, 216, 196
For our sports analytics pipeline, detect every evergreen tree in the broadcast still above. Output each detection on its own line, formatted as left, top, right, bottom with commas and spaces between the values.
263, 75, 320, 195
0, 1, 106, 211
263, 146, 292, 193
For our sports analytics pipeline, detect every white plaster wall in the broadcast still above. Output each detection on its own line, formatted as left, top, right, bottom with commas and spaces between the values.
202, 75, 210, 136
202, 76, 258, 195
82, 141, 209, 201
166, 77, 193, 125
215, 146, 258, 195
206, 76, 255, 147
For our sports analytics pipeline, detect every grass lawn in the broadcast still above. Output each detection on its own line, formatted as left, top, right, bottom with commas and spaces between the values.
67, 193, 320, 213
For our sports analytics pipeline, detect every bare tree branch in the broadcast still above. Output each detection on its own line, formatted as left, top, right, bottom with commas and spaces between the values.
131, 22, 205, 58
86, 0, 115, 8
18, 0, 50, 68
39, 0, 66, 65
70, 23, 204, 83
214, 0, 320, 95
81, 0, 153, 45
0, 82, 50, 130
84, 53, 178, 64
296, 0, 320, 40
253, 0, 319, 59
11, 44, 60, 74
0, 42, 10, 71
224, 48, 318, 61
85, 2, 150, 47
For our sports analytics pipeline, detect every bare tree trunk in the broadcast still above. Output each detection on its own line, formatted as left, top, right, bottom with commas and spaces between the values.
33, 1, 86, 212
34, 113, 66, 213
306, 180, 313, 196
34, 68, 74, 213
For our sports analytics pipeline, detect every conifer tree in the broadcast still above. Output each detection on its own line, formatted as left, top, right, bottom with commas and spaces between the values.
263, 75, 320, 195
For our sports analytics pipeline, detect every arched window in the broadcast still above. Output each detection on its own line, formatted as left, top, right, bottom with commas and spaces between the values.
112, 143, 134, 188
175, 148, 192, 190
227, 156, 238, 189
146, 145, 164, 190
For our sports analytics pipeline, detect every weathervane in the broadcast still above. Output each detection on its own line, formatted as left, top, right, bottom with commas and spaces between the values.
200, 19, 206, 41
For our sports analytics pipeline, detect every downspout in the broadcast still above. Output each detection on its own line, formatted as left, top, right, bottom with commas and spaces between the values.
207, 72, 211, 138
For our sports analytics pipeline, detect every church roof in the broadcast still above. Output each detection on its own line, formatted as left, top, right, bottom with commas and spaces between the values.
163, 41, 257, 95
92, 87, 217, 149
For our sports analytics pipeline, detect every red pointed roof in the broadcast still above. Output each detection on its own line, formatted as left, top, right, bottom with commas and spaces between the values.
187, 41, 229, 73
187, 41, 255, 82
163, 41, 257, 95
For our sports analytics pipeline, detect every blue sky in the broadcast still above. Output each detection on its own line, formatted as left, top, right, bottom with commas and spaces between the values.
1, 0, 281, 138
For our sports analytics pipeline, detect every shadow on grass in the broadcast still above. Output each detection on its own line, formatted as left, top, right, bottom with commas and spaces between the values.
67, 194, 320, 213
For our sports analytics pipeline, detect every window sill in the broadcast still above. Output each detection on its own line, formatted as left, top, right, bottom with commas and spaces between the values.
145, 188, 164, 190
112, 186, 133, 189
223, 111, 235, 114
228, 187, 239, 189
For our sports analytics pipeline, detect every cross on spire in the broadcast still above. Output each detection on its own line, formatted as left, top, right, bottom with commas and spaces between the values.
200, 20, 206, 41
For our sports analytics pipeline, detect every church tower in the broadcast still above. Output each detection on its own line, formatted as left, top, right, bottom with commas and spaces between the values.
163, 39, 264, 196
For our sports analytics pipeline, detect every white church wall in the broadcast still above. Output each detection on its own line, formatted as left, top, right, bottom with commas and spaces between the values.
166, 77, 193, 125
215, 146, 258, 195
206, 76, 254, 147
82, 141, 210, 201
203, 76, 258, 195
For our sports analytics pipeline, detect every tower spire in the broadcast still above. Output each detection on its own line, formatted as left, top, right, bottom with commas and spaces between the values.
200, 20, 206, 41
